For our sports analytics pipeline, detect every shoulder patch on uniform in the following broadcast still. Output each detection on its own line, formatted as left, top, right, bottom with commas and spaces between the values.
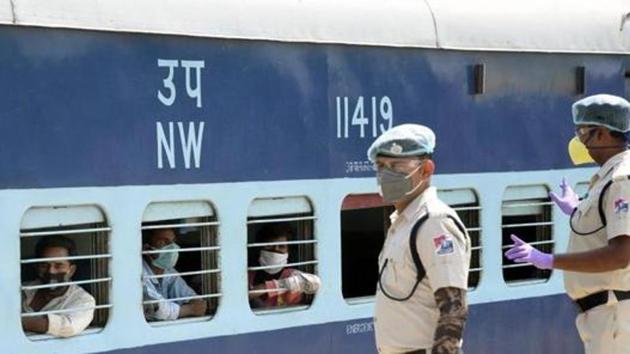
614, 198, 629, 214
433, 234, 454, 255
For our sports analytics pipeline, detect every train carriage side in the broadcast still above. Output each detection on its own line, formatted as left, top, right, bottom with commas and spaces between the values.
0, 0, 629, 353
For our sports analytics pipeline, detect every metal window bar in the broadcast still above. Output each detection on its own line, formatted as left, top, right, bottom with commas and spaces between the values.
21, 254, 111, 264
501, 239, 554, 250
142, 293, 222, 305
247, 239, 317, 248
248, 260, 318, 272
141, 221, 220, 230
248, 288, 290, 295
502, 263, 541, 269
200, 219, 220, 315
452, 206, 482, 212
247, 216, 317, 224
142, 246, 220, 255
22, 277, 112, 291
20, 227, 112, 238
502, 221, 553, 228
502, 201, 554, 208
21, 304, 112, 317
469, 267, 482, 272
93, 225, 109, 327
143, 268, 221, 280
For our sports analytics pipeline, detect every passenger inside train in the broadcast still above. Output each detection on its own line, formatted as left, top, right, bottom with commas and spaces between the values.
21, 236, 96, 337
141, 226, 207, 321
248, 223, 321, 309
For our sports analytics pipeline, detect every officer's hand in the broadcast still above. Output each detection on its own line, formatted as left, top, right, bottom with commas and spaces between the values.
505, 234, 554, 270
549, 177, 579, 216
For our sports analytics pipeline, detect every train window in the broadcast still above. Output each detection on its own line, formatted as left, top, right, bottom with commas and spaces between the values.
501, 185, 554, 285
20, 205, 111, 339
141, 201, 220, 325
340, 194, 393, 302
247, 196, 318, 313
438, 188, 482, 290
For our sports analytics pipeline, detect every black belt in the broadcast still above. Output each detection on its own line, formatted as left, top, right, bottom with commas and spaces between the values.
575, 290, 630, 312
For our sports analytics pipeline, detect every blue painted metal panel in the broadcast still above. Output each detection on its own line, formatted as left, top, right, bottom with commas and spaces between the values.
0, 26, 626, 189
99, 294, 582, 354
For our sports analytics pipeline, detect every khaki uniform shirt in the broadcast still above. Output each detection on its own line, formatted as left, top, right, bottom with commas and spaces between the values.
374, 187, 471, 353
565, 150, 630, 300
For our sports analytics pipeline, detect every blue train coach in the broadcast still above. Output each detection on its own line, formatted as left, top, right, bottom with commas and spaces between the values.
0, 0, 629, 353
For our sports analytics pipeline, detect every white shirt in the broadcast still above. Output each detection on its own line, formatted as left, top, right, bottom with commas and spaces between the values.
374, 187, 470, 353
565, 150, 630, 299
22, 280, 95, 337
142, 260, 197, 321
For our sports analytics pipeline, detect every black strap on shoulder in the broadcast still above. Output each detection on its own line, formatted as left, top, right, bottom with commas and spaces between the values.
408, 214, 430, 282
572, 175, 630, 236
378, 212, 467, 302
408, 214, 467, 283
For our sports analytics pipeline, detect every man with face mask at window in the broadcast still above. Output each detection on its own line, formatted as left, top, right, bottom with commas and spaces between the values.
368, 124, 470, 354
22, 236, 95, 337
506, 94, 630, 354
142, 227, 207, 321
248, 223, 320, 309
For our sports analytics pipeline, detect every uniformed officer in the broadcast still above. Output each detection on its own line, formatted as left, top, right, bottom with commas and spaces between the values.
368, 124, 471, 354
506, 94, 630, 354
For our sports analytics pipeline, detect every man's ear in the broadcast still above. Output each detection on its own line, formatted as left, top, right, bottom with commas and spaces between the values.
68, 263, 77, 278
423, 159, 435, 176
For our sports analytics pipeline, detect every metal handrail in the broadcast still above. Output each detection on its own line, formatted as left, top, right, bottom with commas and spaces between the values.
21, 304, 112, 317
142, 293, 222, 305
21, 277, 112, 291
142, 246, 220, 255
247, 216, 316, 224
20, 227, 111, 238
143, 268, 220, 280
502, 221, 553, 228
248, 260, 318, 272
247, 239, 317, 248
21, 254, 111, 264
141, 221, 219, 230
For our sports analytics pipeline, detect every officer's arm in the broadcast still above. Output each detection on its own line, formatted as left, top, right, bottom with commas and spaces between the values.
553, 235, 630, 272
432, 287, 468, 354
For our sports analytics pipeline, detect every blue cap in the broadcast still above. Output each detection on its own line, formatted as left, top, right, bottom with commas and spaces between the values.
367, 124, 436, 162
572, 94, 630, 133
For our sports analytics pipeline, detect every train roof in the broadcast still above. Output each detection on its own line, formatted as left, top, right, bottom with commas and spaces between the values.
0, 0, 629, 54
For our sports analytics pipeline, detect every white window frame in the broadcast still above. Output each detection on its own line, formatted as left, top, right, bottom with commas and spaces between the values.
438, 188, 482, 290
501, 185, 554, 286
20, 205, 112, 340
141, 201, 220, 326
246, 196, 317, 314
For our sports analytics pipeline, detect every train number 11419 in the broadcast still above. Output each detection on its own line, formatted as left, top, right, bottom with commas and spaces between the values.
336, 96, 393, 139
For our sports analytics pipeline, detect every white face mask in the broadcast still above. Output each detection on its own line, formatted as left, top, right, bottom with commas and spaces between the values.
258, 250, 289, 274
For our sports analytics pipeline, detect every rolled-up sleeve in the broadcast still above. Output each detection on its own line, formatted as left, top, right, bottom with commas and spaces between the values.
46, 291, 95, 337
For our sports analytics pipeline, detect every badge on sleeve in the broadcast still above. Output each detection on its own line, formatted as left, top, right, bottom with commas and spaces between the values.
614, 198, 629, 214
433, 234, 454, 256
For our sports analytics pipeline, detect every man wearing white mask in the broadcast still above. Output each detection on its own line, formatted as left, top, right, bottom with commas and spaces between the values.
248, 223, 320, 308
142, 227, 207, 321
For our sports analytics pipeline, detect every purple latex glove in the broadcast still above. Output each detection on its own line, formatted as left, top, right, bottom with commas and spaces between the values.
548, 177, 579, 216
504, 235, 554, 270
